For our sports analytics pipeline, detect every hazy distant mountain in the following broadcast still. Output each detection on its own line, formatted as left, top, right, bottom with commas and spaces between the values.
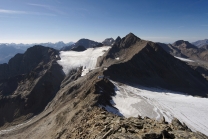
38, 41, 74, 50
157, 40, 208, 62
102, 38, 115, 46
0, 41, 74, 64
61, 39, 100, 51
200, 44, 208, 50
0, 41, 74, 50
172, 40, 197, 49
0, 46, 24, 64
192, 39, 208, 47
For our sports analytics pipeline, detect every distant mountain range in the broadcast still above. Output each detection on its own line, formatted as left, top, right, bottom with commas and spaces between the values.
0, 41, 74, 64
157, 40, 208, 62
0, 41, 74, 51
192, 39, 208, 47
0, 44, 25, 63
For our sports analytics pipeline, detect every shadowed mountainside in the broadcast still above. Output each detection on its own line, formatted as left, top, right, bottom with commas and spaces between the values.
0, 46, 64, 127
97, 33, 208, 97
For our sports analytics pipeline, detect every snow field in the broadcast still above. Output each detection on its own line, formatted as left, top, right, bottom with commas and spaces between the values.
57, 46, 110, 76
104, 81, 208, 136
174, 56, 194, 62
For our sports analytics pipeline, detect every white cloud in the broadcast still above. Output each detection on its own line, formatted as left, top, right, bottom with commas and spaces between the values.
28, 3, 66, 15
0, 9, 56, 16
0, 9, 26, 14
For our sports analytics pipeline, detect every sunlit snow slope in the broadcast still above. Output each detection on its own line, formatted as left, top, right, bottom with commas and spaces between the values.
57, 46, 110, 76
105, 81, 208, 136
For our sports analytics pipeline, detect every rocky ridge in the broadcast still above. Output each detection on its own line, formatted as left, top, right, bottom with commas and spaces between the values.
69, 107, 208, 139
98, 33, 208, 97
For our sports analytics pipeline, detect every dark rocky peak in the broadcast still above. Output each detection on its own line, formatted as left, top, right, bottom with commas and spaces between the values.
114, 36, 121, 44
172, 40, 197, 49
115, 36, 121, 41
0, 45, 59, 80
74, 38, 100, 48
119, 33, 140, 48
61, 38, 100, 51
102, 38, 115, 46
70, 45, 86, 52
172, 40, 185, 46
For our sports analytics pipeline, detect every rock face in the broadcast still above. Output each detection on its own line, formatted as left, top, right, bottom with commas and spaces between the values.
102, 38, 115, 46
0, 45, 65, 127
98, 33, 208, 97
70, 45, 86, 52
60, 39, 100, 51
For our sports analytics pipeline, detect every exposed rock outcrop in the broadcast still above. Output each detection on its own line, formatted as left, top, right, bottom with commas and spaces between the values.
68, 107, 208, 139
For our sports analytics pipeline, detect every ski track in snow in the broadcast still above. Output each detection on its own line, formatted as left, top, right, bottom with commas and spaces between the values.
57, 46, 111, 76
104, 81, 208, 136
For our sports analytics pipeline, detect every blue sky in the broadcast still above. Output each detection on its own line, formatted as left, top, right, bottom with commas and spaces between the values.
0, 0, 208, 43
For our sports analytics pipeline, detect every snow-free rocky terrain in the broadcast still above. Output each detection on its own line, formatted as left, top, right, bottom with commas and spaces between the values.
0, 33, 208, 139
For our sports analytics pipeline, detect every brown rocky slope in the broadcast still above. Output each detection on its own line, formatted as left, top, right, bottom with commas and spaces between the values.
0, 69, 207, 139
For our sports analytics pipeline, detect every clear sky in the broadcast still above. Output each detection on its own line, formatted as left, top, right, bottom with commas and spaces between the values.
0, 0, 208, 44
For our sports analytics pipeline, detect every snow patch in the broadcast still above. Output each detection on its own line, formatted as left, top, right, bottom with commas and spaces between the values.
57, 46, 110, 75
175, 56, 194, 62
107, 81, 208, 136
